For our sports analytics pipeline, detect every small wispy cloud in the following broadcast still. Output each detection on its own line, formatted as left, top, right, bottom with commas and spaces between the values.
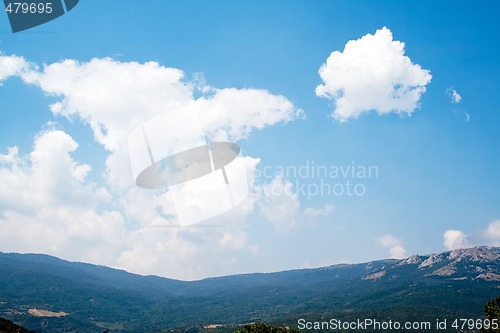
377, 234, 407, 259
259, 176, 301, 233
304, 204, 335, 219
259, 176, 335, 232
446, 87, 462, 103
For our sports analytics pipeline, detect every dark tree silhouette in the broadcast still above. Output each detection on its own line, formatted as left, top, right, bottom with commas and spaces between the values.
0, 318, 36, 333
482, 295, 500, 333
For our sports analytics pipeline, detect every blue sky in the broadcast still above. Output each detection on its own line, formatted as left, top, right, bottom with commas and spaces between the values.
0, 1, 498, 280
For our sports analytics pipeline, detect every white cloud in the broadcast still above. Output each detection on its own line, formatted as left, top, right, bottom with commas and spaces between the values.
259, 176, 301, 233
377, 234, 400, 247
197, 88, 304, 142
0, 146, 19, 164
18, 57, 302, 192
443, 229, 470, 250
0, 130, 110, 213
0, 53, 304, 280
257, 176, 335, 233
0, 129, 263, 280
442, 220, 500, 250
0, 54, 31, 81
0, 130, 123, 265
388, 245, 407, 259
485, 220, 500, 245
115, 155, 260, 280
316, 27, 432, 122
21, 58, 195, 190
304, 204, 335, 219
377, 234, 407, 259
446, 87, 462, 103
117, 226, 254, 280
25, 59, 192, 151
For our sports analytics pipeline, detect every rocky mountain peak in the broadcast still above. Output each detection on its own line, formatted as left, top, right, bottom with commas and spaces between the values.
417, 246, 500, 270
448, 246, 500, 262
411, 246, 500, 280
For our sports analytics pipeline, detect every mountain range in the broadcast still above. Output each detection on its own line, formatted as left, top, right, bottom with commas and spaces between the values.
1, 246, 499, 332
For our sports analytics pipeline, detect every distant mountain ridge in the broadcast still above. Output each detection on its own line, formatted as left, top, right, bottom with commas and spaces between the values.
1, 246, 499, 332
403, 246, 500, 280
